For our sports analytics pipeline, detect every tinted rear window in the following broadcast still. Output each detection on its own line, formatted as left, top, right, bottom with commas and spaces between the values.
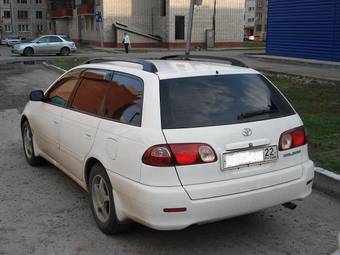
160, 74, 295, 129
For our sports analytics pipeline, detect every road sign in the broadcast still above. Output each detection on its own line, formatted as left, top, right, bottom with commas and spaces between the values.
95, 11, 103, 23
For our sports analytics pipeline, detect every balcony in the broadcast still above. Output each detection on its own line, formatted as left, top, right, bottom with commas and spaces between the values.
49, 9, 73, 18
77, 3, 94, 15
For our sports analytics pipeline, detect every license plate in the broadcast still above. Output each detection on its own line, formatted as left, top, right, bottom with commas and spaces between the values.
222, 145, 278, 170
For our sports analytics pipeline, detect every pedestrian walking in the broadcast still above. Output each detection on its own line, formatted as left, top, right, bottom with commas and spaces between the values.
122, 33, 130, 53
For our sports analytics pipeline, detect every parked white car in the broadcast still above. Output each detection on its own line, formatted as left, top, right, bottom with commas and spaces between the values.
12, 35, 77, 56
3, 35, 21, 46
21, 56, 314, 234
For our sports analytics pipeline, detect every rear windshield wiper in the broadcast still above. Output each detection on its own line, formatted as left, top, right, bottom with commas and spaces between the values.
237, 109, 279, 120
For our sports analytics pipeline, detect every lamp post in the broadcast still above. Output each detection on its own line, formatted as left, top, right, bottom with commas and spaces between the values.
185, 0, 203, 57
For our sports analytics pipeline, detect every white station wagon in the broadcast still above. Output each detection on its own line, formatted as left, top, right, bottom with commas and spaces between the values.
21, 56, 314, 234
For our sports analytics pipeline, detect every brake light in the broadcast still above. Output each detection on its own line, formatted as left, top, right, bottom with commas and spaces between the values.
142, 143, 217, 167
142, 145, 173, 167
279, 126, 308, 151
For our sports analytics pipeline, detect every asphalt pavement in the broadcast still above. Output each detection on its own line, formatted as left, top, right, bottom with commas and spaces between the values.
0, 62, 339, 255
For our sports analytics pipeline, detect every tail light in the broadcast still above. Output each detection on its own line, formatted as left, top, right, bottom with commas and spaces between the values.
142, 143, 217, 167
279, 126, 308, 151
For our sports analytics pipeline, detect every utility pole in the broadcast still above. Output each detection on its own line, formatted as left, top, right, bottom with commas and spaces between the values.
185, 0, 203, 57
185, 0, 195, 57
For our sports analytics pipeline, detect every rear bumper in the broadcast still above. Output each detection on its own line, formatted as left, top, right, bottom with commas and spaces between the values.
108, 160, 314, 230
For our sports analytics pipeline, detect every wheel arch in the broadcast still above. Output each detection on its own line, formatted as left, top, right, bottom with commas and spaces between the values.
84, 157, 106, 188
60, 46, 70, 52
24, 47, 34, 54
20, 115, 29, 129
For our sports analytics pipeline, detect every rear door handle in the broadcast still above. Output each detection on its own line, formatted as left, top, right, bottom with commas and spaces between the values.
85, 133, 92, 139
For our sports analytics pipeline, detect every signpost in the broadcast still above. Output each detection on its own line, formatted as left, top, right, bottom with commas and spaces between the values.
95, 11, 104, 48
185, 0, 203, 57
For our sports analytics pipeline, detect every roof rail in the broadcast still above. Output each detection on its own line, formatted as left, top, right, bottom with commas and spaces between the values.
160, 55, 248, 68
84, 57, 158, 73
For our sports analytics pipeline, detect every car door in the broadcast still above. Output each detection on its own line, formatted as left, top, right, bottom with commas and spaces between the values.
95, 72, 145, 181
48, 36, 63, 54
58, 69, 113, 181
33, 72, 81, 164
34, 36, 50, 54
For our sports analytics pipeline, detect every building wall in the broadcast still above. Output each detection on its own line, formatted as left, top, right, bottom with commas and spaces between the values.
1, 0, 48, 38
165, 0, 244, 47
47, 0, 244, 48
267, 0, 340, 62
103, 0, 160, 44
254, 0, 267, 41
244, 0, 255, 36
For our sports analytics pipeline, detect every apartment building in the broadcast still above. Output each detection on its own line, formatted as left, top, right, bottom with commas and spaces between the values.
244, 0, 255, 39
0, 0, 48, 38
47, 0, 245, 48
254, 0, 267, 41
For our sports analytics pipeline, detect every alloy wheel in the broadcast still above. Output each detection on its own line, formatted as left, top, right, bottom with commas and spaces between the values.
92, 175, 111, 223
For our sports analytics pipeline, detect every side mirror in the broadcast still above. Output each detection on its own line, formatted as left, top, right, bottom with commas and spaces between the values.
29, 90, 45, 101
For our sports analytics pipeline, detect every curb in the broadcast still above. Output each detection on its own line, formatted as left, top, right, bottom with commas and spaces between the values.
42, 62, 66, 74
314, 167, 340, 199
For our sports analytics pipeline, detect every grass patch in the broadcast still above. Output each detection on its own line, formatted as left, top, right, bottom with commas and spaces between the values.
244, 41, 266, 48
270, 76, 340, 174
48, 57, 88, 70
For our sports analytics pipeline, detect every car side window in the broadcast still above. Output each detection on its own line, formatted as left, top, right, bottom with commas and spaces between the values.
71, 70, 112, 115
47, 78, 79, 107
104, 72, 143, 126
38, 37, 49, 43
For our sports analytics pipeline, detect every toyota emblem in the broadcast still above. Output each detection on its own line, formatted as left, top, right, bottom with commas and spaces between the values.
242, 128, 252, 137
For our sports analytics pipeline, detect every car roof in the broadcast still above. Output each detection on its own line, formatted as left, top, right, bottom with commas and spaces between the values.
150, 60, 258, 79
73, 59, 259, 80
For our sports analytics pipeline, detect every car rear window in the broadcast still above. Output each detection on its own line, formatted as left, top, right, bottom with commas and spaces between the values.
61, 36, 72, 42
160, 74, 295, 129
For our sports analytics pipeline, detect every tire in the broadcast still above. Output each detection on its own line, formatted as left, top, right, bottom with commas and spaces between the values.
89, 163, 132, 234
60, 47, 70, 56
21, 120, 44, 166
23, 47, 34, 57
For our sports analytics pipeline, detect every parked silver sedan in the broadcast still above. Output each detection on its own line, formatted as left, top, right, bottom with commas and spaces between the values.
12, 35, 77, 56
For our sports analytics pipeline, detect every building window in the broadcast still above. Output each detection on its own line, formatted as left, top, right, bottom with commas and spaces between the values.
256, 24, 262, 31
17, 0, 28, 3
257, 12, 263, 20
3, 0, 9, 4
36, 11, 42, 19
4, 24, 11, 32
257, 0, 263, 8
161, 0, 166, 16
18, 10, 28, 19
37, 24, 43, 32
4, 11, 11, 19
36, 0, 42, 3
175, 16, 185, 40
18, 24, 30, 32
